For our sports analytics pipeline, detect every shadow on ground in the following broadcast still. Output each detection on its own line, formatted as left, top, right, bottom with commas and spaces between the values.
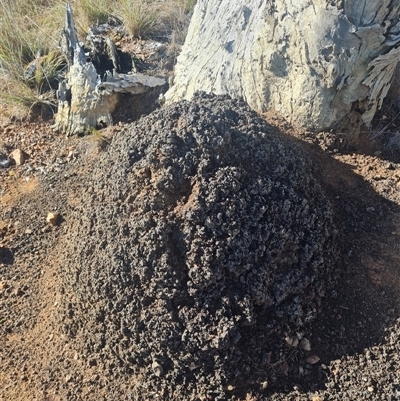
0, 247, 14, 265
262, 126, 400, 396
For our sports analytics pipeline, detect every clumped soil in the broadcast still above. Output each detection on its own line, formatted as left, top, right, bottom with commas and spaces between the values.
57, 93, 339, 400
1, 94, 400, 401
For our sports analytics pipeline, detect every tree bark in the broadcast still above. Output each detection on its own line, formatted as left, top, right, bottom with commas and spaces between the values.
166, 0, 400, 132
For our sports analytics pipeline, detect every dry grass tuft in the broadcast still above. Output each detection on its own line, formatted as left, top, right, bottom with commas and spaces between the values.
0, 0, 196, 117
0, 0, 64, 116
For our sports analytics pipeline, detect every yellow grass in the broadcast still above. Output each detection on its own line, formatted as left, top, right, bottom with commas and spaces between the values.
0, 0, 196, 116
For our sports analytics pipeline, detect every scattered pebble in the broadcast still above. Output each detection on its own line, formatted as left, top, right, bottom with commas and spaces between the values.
310, 395, 323, 401
0, 157, 10, 168
46, 212, 61, 226
285, 335, 298, 347
306, 355, 320, 365
311, 395, 324, 401
2, 87, 400, 400
300, 338, 311, 351
13, 287, 23, 296
41, 225, 51, 233
0, 281, 9, 290
151, 361, 164, 377
10, 149, 25, 166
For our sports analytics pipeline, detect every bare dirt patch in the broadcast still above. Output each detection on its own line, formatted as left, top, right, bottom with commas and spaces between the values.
1, 95, 400, 401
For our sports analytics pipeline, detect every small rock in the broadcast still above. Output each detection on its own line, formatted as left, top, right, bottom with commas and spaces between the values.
151, 360, 164, 377
46, 212, 61, 226
285, 335, 292, 346
310, 396, 323, 401
42, 225, 51, 233
0, 281, 9, 290
306, 355, 320, 365
65, 374, 72, 383
285, 335, 299, 347
10, 149, 25, 166
0, 156, 10, 168
300, 338, 311, 351
13, 287, 23, 296
367, 386, 375, 393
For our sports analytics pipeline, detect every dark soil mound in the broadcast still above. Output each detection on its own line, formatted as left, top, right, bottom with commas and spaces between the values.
58, 93, 339, 399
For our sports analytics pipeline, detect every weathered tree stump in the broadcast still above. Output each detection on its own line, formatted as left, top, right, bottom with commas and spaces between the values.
53, 4, 166, 136
166, 0, 400, 133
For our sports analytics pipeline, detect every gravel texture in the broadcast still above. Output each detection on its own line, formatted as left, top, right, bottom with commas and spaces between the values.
2, 94, 400, 401
57, 93, 339, 399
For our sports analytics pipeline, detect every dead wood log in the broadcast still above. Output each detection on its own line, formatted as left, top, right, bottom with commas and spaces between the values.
53, 3, 166, 136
